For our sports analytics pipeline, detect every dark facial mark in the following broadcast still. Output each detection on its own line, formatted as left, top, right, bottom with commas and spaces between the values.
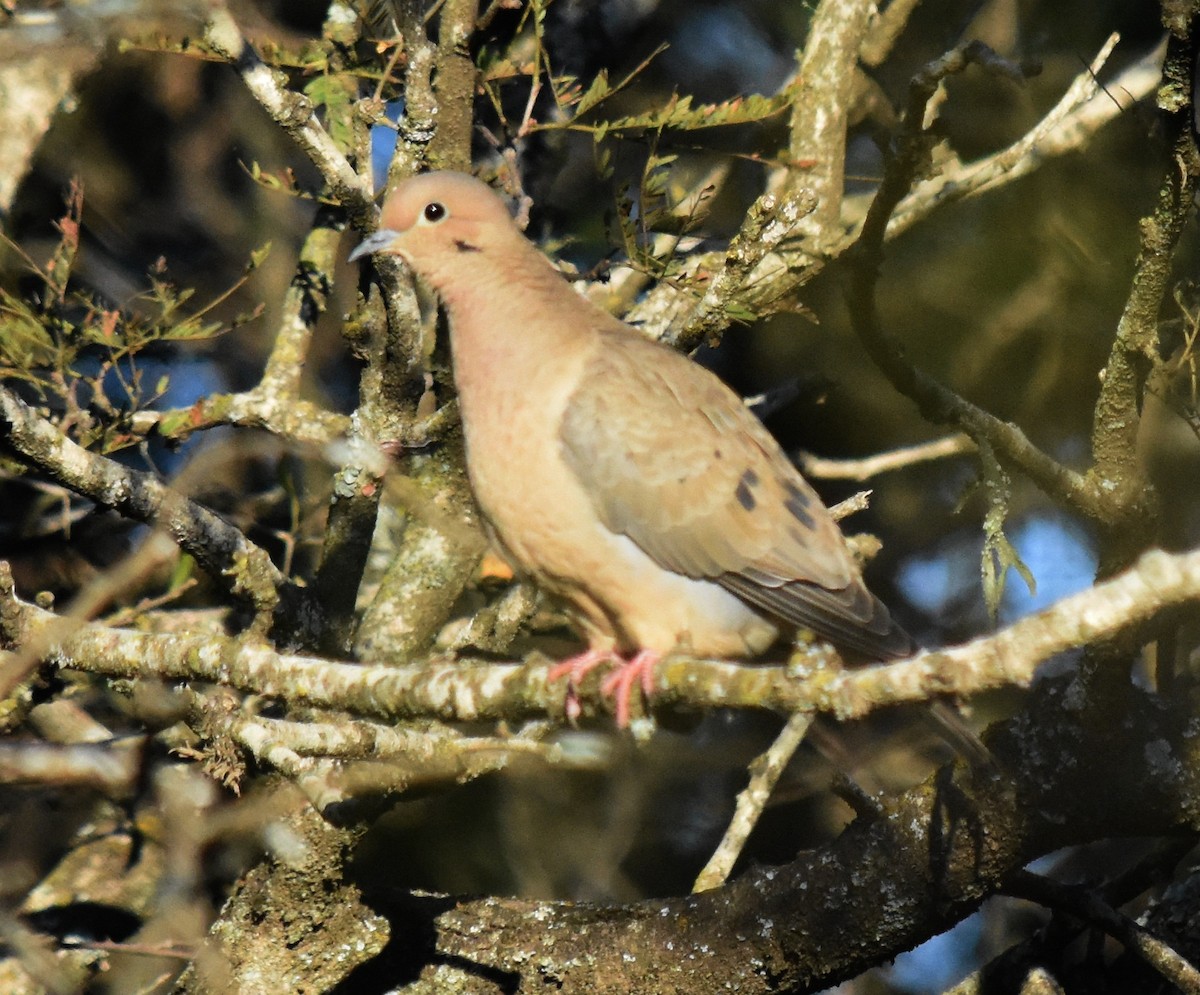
453, 239, 481, 253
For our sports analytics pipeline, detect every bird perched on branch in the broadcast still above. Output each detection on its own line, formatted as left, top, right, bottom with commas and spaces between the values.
351, 171, 914, 725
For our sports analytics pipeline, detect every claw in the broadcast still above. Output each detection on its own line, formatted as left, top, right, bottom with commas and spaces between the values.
599, 649, 660, 728
547, 648, 661, 727
548, 649, 618, 722
547, 648, 617, 686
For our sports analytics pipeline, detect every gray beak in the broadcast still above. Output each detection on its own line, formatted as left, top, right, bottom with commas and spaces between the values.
348, 229, 402, 263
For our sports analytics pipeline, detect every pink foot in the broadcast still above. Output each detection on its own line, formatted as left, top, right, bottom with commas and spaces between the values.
547, 648, 617, 684
599, 649, 661, 728
548, 648, 619, 721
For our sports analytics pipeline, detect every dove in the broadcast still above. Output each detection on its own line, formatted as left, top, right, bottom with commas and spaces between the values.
351, 171, 914, 725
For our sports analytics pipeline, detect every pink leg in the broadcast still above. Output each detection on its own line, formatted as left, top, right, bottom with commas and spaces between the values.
547, 648, 619, 721
546, 648, 617, 685
599, 649, 661, 728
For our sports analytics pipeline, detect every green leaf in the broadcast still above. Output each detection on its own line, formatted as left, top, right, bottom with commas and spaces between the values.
304, 73, 358, 151
169, 553, 196, 591
248, 243, 273, 270
722, 302, 759, 323
0, 297, 56, 367
43, 179, 84, 305
594, 140, 614, 179
552, 79, 798, 137
573, 70, 610, 116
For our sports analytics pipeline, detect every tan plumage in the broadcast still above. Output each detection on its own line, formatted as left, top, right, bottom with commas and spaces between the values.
351, 171, 913, 710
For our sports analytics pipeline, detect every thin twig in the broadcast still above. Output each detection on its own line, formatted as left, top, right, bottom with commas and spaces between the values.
843, 41, 1111, 526
873, 33, 1141, 239
693, 712, 813, 892
0, 385, 292, 625
800, 434, 976, 481
202, 5, 374, 227
1004, 870, 1200, 995
0, 528, 177, 699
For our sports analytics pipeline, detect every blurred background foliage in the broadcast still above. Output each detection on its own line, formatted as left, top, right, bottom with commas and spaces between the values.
0, 1, 1194, 991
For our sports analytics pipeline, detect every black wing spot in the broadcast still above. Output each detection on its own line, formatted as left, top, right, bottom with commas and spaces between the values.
735, 468, 759, 510
784, 480, 816, 529
783, 480, 809, 506
788, 527, 812, 549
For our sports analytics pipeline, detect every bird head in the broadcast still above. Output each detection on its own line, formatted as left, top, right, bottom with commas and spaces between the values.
349, 172, 518, 287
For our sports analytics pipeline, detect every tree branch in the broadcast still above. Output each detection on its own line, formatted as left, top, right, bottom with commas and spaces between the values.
1088, 22, 1199, 567
335, 674, 1200, 993
202, 5, 375, 228
782, 0, 875, 239
692, 711, 813, 893
844, 41, 1118, 526
5, 545, 1200, 726
0, 386, 292, 626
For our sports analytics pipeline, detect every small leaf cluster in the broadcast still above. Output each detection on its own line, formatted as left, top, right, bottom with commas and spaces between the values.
0, 181, 266, 454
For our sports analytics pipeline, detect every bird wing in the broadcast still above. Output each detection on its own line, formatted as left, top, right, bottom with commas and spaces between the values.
559, 330, 911, 659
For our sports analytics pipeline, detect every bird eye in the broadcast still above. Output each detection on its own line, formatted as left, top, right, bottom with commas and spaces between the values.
422, 202, 447, 223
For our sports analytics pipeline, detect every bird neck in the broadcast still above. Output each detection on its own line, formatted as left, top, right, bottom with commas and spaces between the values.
436, 240, 604, 397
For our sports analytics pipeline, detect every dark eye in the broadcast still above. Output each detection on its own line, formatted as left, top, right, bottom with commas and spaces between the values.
423, 202, 447, 223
